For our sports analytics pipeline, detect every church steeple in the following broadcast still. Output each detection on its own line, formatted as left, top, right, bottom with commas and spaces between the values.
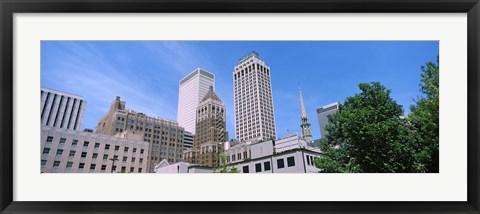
299, 83, 313, 142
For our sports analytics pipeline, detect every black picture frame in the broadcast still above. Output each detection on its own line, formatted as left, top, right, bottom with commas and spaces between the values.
1, 0, 479, 213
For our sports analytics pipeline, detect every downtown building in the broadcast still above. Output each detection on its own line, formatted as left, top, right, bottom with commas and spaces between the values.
183, 86, 228, 168
41, 88, 87, 131
177, 68, 215, 135
41, 126, 149, 173
223, 135, 322, 173
95, 96, 185, 172
234, 51, 276, 142
316, 102, 339, 138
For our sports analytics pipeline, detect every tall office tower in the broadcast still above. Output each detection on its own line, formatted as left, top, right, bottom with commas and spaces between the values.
316, 102, 339, 138
41, 88, 87, 131
177, 68, 215, 134
95, 96, 185, 173
298, 84, 313, 142
183, 86, 228, 167
233, 51, 276, 142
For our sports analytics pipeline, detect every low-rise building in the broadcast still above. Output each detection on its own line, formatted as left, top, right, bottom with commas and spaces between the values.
154, 159, 213, 173
224, 135, 323, 173
41, 126, 149, 173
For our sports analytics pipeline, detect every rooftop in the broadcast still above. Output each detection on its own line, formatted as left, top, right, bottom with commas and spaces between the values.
238, 51, 260, 64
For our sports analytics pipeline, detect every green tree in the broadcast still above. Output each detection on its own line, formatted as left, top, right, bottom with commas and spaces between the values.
315, 82, 422, 173
213, 152, 239, 173
409, 57, 439, 173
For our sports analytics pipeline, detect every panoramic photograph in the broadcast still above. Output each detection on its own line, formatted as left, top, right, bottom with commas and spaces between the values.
40, 41, 439, 173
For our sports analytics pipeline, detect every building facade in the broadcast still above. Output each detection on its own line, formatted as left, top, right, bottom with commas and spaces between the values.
233, 51, 276, 142
183, 86, 228, 168
298, 84, 313, 142
41, 126, 149, 173
177, 68, 215, 134
183, 131, 194, 149
224, 135, 322, 173
154, 160, 213, 173
95, 96, 185, 172
316, 102, 339, 138
41, 88, 87, 131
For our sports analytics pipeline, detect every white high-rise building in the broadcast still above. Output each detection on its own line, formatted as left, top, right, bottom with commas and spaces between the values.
177, 68, 215, 134
233, 51, 276, 142
316, 102, 339, 138
41, 88, 87, 131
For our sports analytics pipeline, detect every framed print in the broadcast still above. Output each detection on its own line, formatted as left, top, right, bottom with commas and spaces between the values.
1, 0, 479, 213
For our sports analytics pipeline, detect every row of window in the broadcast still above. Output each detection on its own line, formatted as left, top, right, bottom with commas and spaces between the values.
41, 160, 143, 173
45, 136, 145, 154
42, 147, 144, 163
241, 157, 295, 173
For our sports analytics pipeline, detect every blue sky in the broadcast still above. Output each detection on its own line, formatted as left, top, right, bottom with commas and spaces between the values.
41, 41, 438, 140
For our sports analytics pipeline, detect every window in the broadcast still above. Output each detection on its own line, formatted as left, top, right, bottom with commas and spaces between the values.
232, 155, 236, 161
243, 151, 247, 159
277, 159, 285, 169
138, 168, 142, 173
42, 148, 50, 154
139, 158, 143, 163
124, 147, 129, 152
101, 165, 106, 171
131, 157, 136, 163
66, 162, 73, 168
94, 143, 100, 148
56, 149, 63, 156
103, 154, 108, 160
255, 163, 262, 172
53, 161, 60, 167
123, 157, 127, 162
306, 155, 311, 165
287, 156, 295, 167
83, 141, 89, 147
121, 167, 126, 173
59, 138, 66, 144
90, 164, 96, 170
69, 150, 75, 157
41, 160, 47, 166
46, 136, 54, 143
243, 165, 249, 173
140, 149, 144, 154
130, 167, 134, 173
133, 148, 137, 153
237, 153, 241, 160
115, 145, 120, 151
264, 161, 271, 171
81, 152, 87, 158
113, 155, 118, 160
112, 166, 117, 171
92, 153, 98, 159
72, 139, 78, 146
105, 144, 110, 150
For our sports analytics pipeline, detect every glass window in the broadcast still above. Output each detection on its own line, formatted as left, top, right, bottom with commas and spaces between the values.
138, 168, 142, 173
92, 153, 98, 159
72, 139, 78, 146
277, 159, 285, 169
123, 157, 127, 162
83, 141, 89, 147
94, 143, 100, 148
264, 161, 271, 171
101, 165, 106, 170
56, 149, 63, 156
46, 136, 54, 143
41, 160, 47, 166
242, 165, 249, 173
103, 154, 108, 160
42, 148, 50, 154
90, 164, 96, 170
66, 162, 73, 168
69, 150, 75, 157
133, 148, 137, 153
306, 155, 311, 165
59, 138, 66, 144
79, 163, 85, 168
255, 163, 262, 172
81, 152, 87, 158
105, 144, 110, 150
115, 145, 120, 151
287, 156, 295, 167
124, 147, 129, 152
53, 161, 60, 167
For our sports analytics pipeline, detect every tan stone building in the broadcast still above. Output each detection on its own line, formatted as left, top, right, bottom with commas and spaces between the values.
95, 96, 185, 172
41, 126, 149, 173
183, 86, 228, 168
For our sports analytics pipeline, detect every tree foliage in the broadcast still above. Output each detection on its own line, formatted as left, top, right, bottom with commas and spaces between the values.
213, 152, 239, 173
315, 57, 439, 173
315, 82, 423, 173
409, 57, 439, 173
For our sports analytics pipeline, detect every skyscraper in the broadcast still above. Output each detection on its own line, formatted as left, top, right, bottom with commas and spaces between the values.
234, 51, 276, 142
177, 68, 215, 134
316, 102, 339, 138
95, 96, 185, 172
298, 84, 313, 142
183, 86, 228, 167
41, 88, 87, 131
